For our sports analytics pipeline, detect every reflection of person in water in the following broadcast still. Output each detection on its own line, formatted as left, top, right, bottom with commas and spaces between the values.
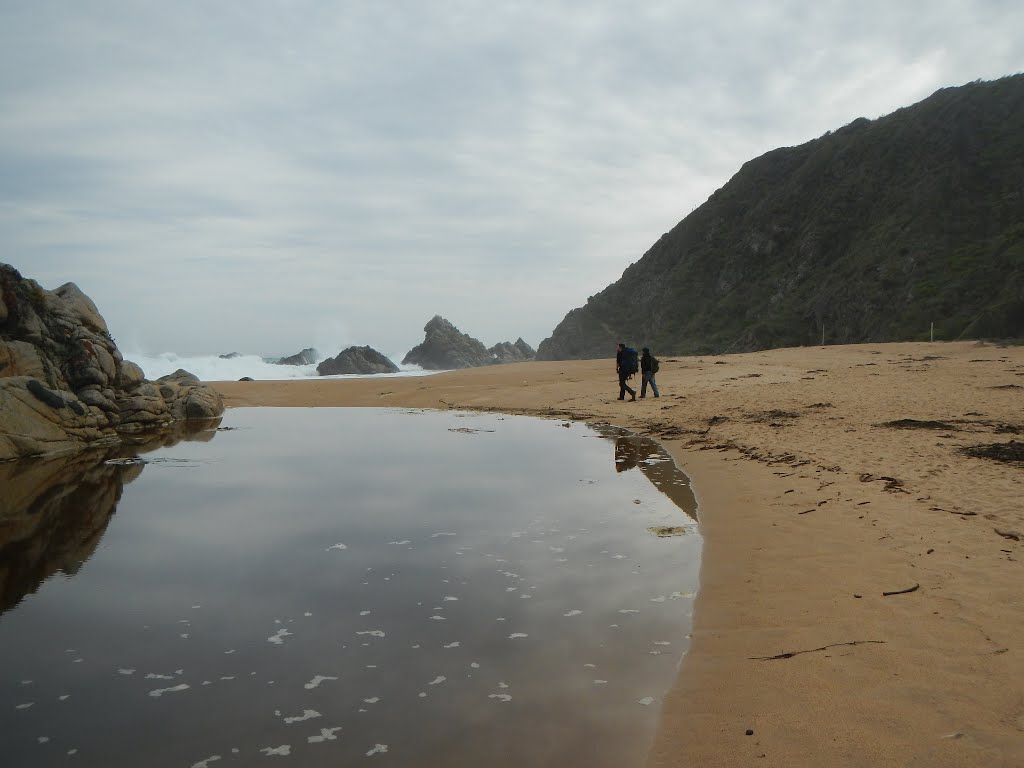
614, 435, 644, 473
610, 430, 699, 521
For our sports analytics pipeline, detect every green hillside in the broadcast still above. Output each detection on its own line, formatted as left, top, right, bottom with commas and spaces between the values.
537, 74, 1024, 359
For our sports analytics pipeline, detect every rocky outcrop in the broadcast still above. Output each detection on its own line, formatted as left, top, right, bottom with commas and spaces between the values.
488, 337, 536, 364
0, 263, 225, 461
403, 317, 535, 370
275, 348, 318, 365
219, 352, 242, 359
317, 346, 400, 375
514, 338, 536, 359
403, 316, 492, 370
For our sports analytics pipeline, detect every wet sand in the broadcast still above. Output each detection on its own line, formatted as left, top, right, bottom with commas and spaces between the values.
211, 341, 1024, 766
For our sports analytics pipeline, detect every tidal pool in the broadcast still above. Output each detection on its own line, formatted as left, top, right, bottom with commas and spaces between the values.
0, 408, 699, 767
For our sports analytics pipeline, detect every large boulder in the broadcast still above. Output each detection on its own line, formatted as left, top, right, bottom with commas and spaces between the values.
275, 347, 318, 365
0, 263, 225, 461
317, 346, 400, 376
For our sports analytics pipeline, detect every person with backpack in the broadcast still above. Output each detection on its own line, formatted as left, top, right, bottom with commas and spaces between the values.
640, 347, 660, 398
615, 342, 638, 401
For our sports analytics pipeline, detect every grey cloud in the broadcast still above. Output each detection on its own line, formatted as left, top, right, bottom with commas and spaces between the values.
2, 1, 1022, 355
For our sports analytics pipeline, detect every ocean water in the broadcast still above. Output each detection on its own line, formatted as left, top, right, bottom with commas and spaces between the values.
0, 409, 700, 768
121, 350, 436, 382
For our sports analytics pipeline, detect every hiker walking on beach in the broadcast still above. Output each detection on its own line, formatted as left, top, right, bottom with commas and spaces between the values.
640, 347, 660, 398
616, 343, 637, 401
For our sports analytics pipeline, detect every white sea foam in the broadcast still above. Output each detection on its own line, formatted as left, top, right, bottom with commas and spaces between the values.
304, 675, 338, 690
308, 727, 341, 744
283, 709, 321, 724
260, 745, 291, 756
149, 684, 190, 697
121, 349, 436, 383
267, 629, 292, 645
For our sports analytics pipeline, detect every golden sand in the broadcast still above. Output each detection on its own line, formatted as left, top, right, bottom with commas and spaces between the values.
212, 341, 1024, 767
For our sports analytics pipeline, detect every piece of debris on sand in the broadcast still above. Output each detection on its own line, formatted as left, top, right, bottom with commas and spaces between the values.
647, 526, 690, 537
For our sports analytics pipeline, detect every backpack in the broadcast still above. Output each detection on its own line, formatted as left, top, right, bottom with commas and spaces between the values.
621, 347, 639, 377
651, 356, 660, 374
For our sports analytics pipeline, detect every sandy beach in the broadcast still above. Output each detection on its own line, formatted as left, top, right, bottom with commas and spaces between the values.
212, 340, 1024, 767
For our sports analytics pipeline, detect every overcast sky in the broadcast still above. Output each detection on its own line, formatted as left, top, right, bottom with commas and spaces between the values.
2, 1, 1022, 359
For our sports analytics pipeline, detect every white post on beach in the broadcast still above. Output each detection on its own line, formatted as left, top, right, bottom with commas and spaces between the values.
930, 322, 934, 343
821, 323, 825, 346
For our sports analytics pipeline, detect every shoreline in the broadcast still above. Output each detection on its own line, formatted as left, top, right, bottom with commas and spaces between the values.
211, 341, 1024, 766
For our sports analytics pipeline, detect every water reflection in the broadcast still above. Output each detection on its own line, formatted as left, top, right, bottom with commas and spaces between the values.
606, 427, 698, 522
0, 410, 698, 768
0, 418, 222, 615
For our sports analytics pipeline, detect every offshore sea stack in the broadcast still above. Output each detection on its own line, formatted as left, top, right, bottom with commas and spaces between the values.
275, 347, 319, 365
317, 346, 400, 375
0, 263, 225, 461
402, 316, 536, 370
490, 338, 537, 364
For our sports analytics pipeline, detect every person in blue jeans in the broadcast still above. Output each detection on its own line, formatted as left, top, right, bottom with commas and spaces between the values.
639, 347, 660, 398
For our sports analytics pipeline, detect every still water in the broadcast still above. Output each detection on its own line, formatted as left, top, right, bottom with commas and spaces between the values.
0, 408, 700, 768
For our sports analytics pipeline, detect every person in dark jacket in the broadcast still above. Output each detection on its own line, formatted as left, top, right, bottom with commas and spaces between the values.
615, 342, 636, 401
640, 347, 660, 398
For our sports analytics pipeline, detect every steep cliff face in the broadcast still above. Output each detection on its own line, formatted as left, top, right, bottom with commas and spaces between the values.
0, 264, 225, 460
538, 75, 1024, 359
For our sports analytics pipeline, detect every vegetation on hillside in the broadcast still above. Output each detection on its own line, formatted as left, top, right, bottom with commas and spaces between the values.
538, 74, 1024, 359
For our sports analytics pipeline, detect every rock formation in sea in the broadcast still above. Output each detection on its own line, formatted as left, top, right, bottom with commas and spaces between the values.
402, 316, 492, 370
403, 316, 536, 370
488, 337, 536, 364
317, 346, 400, 375
0, 263, 225, 461
275, 347, 319, 365
219, 352, 242, 359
